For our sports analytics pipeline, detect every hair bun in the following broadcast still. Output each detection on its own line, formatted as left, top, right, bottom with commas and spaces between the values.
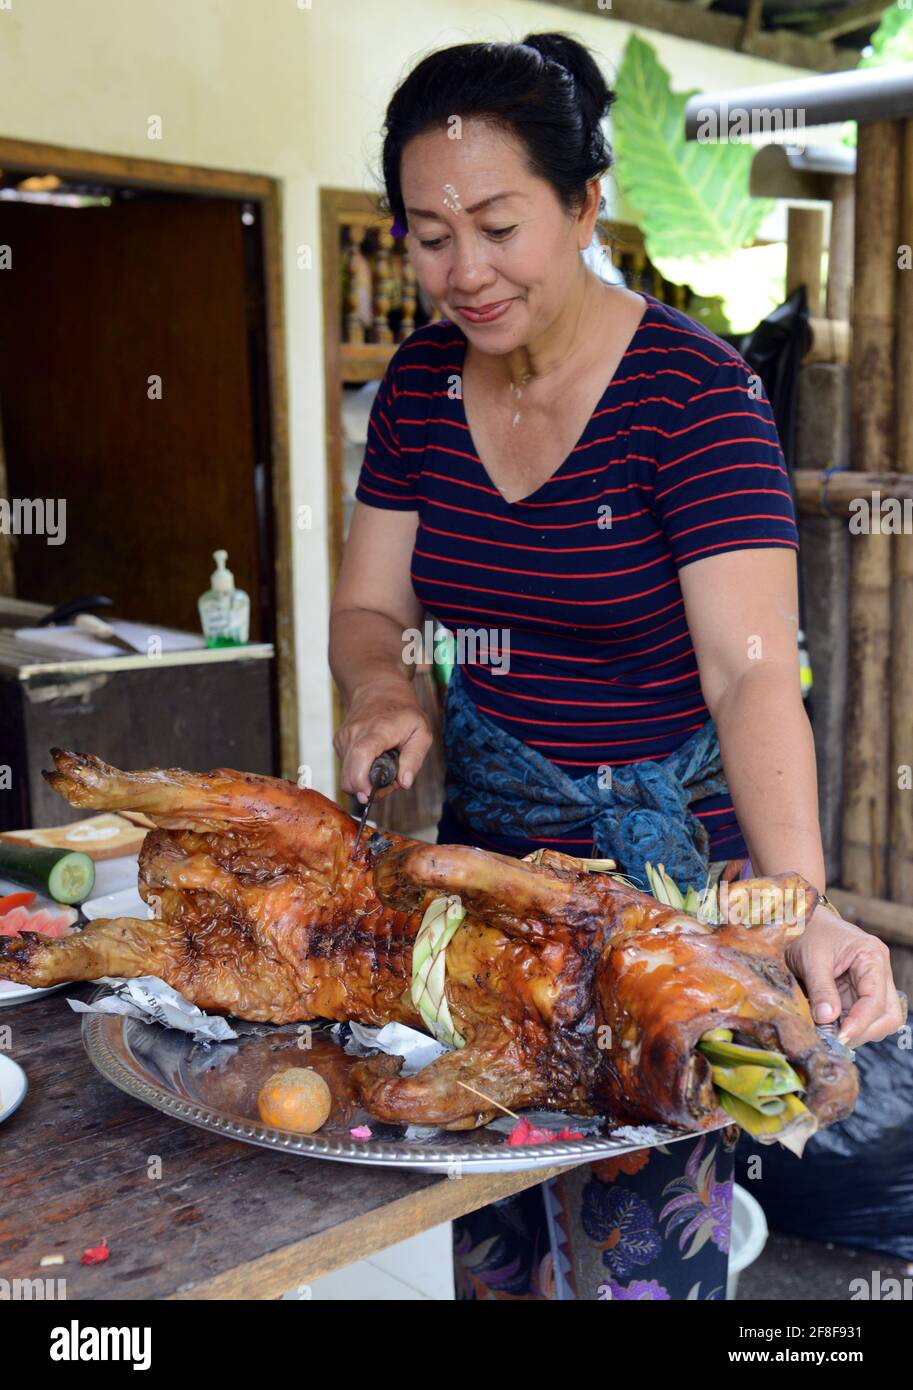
380, 35, 614, 231
522, 31, 613, 128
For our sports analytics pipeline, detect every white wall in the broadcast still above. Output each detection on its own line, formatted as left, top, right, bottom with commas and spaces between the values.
0, 0, 812, 793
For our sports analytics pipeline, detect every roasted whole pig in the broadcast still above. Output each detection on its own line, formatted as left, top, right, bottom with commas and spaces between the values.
0, 750, 858, 1132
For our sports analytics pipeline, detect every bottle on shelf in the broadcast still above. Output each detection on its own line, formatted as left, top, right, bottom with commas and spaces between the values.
198, 549, 249, 648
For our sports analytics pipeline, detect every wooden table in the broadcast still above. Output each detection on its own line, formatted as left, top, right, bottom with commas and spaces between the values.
0, 985, 573, 1300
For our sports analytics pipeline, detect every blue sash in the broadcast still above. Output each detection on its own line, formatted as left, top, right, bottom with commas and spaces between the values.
442, 663, 729, 891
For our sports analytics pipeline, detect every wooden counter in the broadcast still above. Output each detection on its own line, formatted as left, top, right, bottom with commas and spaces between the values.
0, 985, 575, 1300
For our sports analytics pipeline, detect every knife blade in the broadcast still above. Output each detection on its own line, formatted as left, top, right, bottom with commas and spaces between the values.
351, 748, 400, 859
815, 989, 907, 1060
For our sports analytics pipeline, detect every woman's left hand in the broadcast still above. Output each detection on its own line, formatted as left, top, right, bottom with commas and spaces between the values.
785, 905, 905, 1046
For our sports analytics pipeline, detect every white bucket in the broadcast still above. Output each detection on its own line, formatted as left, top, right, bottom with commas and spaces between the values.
727, 1183, 769, 1300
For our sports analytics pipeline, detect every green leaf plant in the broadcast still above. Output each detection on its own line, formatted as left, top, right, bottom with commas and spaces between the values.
611, 34, 783, 330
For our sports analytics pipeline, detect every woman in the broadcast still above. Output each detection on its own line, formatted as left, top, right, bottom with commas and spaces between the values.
329, 32, 902, 1300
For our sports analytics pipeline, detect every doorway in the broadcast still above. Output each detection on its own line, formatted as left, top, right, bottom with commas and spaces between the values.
0, 138, 298, 777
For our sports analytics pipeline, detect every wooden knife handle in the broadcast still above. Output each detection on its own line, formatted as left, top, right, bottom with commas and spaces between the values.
370, 748, 400, 791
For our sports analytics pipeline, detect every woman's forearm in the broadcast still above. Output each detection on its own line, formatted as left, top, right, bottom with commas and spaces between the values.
712, 663, 827, 891
329, 606, 416, 707
712, 656, 900, 1046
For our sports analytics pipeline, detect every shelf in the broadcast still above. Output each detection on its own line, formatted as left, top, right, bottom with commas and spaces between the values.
341, 343, 397, 383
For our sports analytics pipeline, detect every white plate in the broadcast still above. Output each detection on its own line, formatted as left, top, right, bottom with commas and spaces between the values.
0, 884, 76, 1004
0, 1053, 27, 1123
81, 885, 148, 920
0, 886, 77, 1004
0, 979, 65, 1006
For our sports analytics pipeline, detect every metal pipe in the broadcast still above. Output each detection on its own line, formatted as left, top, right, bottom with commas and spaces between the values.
685, 66, 913, 139
779, 145, 856, 177
751, 144, 855, 199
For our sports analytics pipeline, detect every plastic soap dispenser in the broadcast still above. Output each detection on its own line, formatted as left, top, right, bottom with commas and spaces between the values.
198, 549, 250, 647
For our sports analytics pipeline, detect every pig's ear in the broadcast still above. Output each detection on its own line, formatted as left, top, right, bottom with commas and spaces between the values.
373, 841, 589, 937
719, 873, 818, 936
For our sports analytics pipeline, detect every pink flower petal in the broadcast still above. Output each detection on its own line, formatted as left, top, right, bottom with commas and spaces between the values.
507, 1119, 582, 1145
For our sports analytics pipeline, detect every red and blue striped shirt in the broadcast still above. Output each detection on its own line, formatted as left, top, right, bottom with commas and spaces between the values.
355, 293, 799, 861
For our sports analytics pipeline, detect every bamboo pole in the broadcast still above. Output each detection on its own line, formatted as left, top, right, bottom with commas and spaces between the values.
841, 120, 901, 897
804, 317, 850, 364
787, 206, 825, 316
889, 117, 913, 905
829, 888, 913, 949
793, 469, 913, 515
826, 175, 855, 322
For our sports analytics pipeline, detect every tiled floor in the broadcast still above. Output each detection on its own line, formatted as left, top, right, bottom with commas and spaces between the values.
285, 1221, 910, 1301
283, 1223, 455, 1300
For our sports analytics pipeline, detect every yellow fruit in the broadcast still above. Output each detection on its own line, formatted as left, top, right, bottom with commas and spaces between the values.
257, 1067, 331, 1134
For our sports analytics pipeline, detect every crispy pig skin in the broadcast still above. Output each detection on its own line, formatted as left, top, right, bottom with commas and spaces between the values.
0, 749, 858, 1132
591, 888, 859, 1129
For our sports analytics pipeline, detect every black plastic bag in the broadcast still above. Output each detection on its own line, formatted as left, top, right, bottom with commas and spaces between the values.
734, 1037, 913, 1260
738, 285, 810, 473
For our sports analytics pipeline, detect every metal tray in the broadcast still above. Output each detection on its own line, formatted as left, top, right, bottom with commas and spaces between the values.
81, 986, 720, 1173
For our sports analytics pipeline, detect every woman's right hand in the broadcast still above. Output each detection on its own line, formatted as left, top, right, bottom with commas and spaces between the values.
334, 676, 434, 803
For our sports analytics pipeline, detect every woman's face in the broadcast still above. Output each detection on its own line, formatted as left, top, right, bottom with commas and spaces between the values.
399, 119, 597, 354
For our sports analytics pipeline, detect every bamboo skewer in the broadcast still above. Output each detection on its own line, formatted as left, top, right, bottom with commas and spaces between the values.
455, 1079, 520, 1121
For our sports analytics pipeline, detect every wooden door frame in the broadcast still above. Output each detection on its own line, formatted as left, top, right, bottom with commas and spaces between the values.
320, 187, 397, 803
0, 137, 299, 779
320, 188, 387, 597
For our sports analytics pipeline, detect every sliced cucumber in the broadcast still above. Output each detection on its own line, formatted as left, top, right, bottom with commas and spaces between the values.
0, 842, 96, 904
47, 851, 96, 904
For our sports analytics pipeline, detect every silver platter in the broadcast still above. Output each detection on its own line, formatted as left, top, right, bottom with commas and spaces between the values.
81, 986, 720, 1173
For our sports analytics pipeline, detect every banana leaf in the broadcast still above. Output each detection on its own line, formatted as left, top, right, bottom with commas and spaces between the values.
698, 1037, 792, 1071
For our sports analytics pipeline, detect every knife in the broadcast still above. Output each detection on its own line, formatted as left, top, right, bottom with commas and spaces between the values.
74, 612, 145, 654
815, 989, 907, 1060
350, 748, 400, 859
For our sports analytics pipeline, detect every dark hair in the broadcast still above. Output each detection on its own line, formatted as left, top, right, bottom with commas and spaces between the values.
380, 32, 614, 227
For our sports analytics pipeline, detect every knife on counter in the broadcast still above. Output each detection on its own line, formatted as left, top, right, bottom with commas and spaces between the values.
350, 748, 400, 860
74, 612, 146, 654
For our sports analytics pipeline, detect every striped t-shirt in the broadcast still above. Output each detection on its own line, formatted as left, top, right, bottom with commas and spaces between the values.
355, 292, 799, 861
